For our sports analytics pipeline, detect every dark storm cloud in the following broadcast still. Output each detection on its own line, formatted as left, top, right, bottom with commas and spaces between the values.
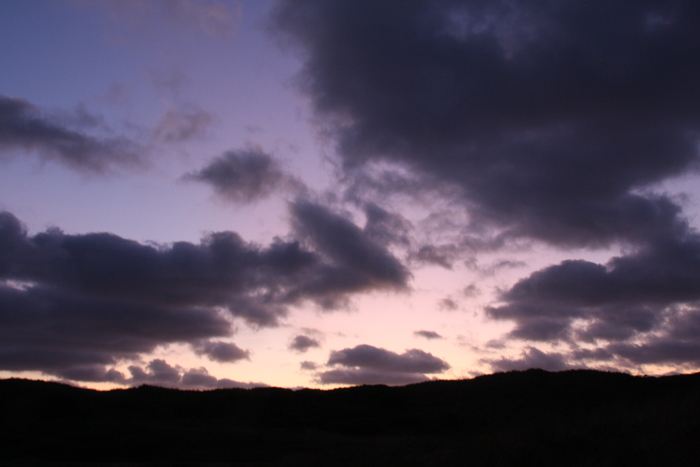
0, 95, 140, 172
0, 208, 409, 381
289, 334, 321, 353
271, 0, 700, 247
316, 343, 450, 385
414, 330, 443, 340
185, 148, 302, 203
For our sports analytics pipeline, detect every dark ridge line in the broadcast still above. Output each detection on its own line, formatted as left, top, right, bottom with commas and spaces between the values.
2, 369, 699, 466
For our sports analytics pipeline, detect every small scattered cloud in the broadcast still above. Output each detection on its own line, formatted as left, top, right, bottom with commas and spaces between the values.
184, 147, 303, 203
147, 65, 191, 99
289, 334, 321, 353
315, 344, 449, 386
300, 361, 318, 370
438, 297, 459, 311
463, 284, 481, 297
192, 340, 250, 363
413, 330, 443, 340
153, 107, 215, 143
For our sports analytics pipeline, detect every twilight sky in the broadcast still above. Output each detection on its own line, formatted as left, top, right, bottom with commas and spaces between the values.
3, 0, 700, 390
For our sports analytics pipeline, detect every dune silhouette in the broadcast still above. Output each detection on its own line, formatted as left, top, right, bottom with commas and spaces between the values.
1, 369, 700, 466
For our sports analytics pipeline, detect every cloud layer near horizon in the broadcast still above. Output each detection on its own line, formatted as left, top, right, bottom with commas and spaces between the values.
316, 344, 450, 385
0, 203, 410, 383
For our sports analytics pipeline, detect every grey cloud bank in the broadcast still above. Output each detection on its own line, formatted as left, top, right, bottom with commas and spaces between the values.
272, 0, 700, 372
0, 204, 409, 383
316, 344, 450, 385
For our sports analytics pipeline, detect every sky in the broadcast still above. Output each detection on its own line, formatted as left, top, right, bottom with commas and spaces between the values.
2, 0, 700, 390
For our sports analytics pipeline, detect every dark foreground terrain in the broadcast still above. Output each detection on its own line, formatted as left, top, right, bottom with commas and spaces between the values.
1, 369, 699, 466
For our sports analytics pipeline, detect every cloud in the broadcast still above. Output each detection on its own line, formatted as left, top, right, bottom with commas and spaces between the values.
463, 284, 480, 297
0, 208, 410, 382
0, 211, 308, 327
300, 361, 318, 370
362, 203, 411, 247
316, 369, 430, 386
180, 367, 266, 389
0, 95, 141, 172
57, 365, 128, 384
147, 65, 191, 98
126, 359, 266, 389
438, 297, 459, 311
488, 236, 700, 342
185, 148, 302, 203
413, 330, 443, 340
486, 232, 700, 368
0, 283, 231, 375
290, 201, 410, 306
153, 107, 215, 143
158, 0, 241, 37
57, 358, 268, 389
482, 347, 573, 373
315, 344, 449, 385
82, 0, 242, 38
327, 345, 449, 374
289, 335, 321, 353
271, 0, 700, 247
411, 245, 456, 270
271, 0, 700, 372
192, 340, 250, 363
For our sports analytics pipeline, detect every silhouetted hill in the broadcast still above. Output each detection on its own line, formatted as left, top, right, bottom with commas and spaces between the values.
1, 369, 699, 466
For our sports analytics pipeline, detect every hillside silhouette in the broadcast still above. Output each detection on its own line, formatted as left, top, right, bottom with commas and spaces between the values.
1, 369, 699, 466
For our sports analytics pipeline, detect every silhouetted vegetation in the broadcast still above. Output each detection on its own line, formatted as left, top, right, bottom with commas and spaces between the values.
1, 369, 699, 466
